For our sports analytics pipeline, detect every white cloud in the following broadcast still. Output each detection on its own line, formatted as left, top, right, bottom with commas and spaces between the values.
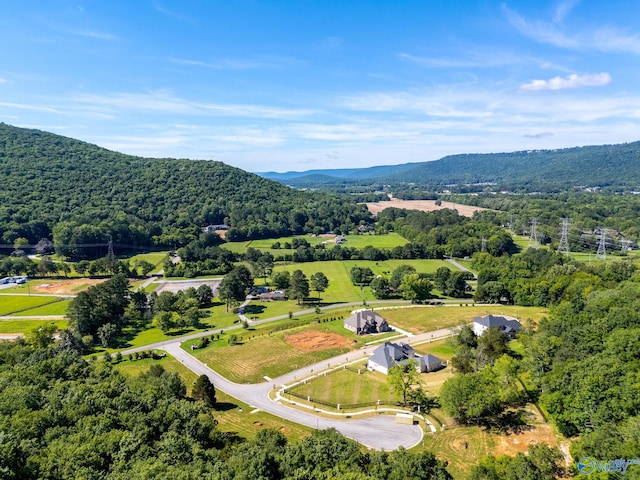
553, 0, 580, 24
68, 29, 117, 40
0, 78, 8, 85
69, 90, 316, 119
519, 72, 612, 91
504, 5, 640, 54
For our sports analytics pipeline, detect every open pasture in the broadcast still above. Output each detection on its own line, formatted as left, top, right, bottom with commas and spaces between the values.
222, 232, 408, 255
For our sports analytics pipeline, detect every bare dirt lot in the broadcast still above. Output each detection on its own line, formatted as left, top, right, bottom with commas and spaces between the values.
154, 279, 221, 295
35, 279, 106, 295
365, 199, 488, 218
285, 330, 352, 352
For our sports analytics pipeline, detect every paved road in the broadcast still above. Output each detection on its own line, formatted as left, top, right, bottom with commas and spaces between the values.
164, 342, 424, 450
445, 258, 477, 279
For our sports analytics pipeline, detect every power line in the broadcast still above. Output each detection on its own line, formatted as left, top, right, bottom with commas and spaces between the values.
528, 218, 540, 248
596, 228, 607, 260
557, 218, 571, 255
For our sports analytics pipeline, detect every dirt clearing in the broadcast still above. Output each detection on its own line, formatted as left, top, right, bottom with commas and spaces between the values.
285, 330, 352, 352
365, 199, 488, 218
35, 279, 106, 295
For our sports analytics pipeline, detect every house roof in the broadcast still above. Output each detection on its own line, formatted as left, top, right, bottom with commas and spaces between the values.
369, 342, 415, 369
421, 353, 442, 367
474, 315, 521, 333
344, 310, 386, 329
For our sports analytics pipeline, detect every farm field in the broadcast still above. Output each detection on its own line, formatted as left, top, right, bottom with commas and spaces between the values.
0, 319, 68, 333
0, 295, 67, 316
379, 305, 548, 335
221, 232, 408, 255
287, 367, 398, 408
113, 353, 313, 442
365, 198, 489, 217
188, 322, 359, 383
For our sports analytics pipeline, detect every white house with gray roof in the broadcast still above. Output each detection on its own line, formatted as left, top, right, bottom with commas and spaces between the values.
473, 315, 521, 338
367, 341, 442, 375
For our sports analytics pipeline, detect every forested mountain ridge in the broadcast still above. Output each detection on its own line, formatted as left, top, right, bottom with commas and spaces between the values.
261, 141, 640, 192
0, 124, 370, 257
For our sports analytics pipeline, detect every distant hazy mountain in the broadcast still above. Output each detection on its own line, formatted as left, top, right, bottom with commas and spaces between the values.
260, 142, 640, 191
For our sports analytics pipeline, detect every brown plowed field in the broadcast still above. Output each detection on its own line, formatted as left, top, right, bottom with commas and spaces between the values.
365, 199, 488, 218
285, 330, 352, 352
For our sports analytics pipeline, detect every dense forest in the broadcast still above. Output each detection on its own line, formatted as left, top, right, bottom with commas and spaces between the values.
261, 140, 640, 193
0, 124, 370, 259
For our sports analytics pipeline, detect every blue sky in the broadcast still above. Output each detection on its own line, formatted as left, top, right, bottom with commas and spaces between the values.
1, 1, 639, 172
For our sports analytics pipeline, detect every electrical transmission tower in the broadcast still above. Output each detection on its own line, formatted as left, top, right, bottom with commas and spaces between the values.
107, 236, 115, 261
621, 239, 632, 252
595, 228, 607, 260
557, 218, 571, 255
528, 218, 540, 248
481, 237, 487, 253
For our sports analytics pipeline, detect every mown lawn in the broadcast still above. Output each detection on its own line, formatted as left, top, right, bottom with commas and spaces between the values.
273, 261, 373, 303
222, 233, 408, 255
16, 299, 71, 316
381, 305, 548, 334
0, 295, 67, 316
288, 367, 398, 408
0, 319, 68, 333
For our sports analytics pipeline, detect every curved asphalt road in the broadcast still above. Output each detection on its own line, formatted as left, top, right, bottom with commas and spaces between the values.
163, 341, 424, 451
160, 326, 458, 450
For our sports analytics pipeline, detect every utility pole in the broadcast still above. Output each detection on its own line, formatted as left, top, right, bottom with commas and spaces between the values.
528, 218, 540, 248
595, 228, 607, 260
557, 218, 571, 255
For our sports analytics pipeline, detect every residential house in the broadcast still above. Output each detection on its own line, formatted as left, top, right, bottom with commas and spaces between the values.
367, 341, 442, 375
473, 315, 521, 338
344, 310, 391, 335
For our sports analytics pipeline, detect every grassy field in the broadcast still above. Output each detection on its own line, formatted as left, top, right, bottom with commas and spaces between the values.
222, 232, 409, 255
0, 319, 68, 333
380, 305, 548, 334
413, 338, 456, 361
15, 299, 71, 316
0, 295, 68, 316
187, 320, 359, 383
270, 258, 454, 305
273, 261, 374, 303
288, 367, 398, 407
